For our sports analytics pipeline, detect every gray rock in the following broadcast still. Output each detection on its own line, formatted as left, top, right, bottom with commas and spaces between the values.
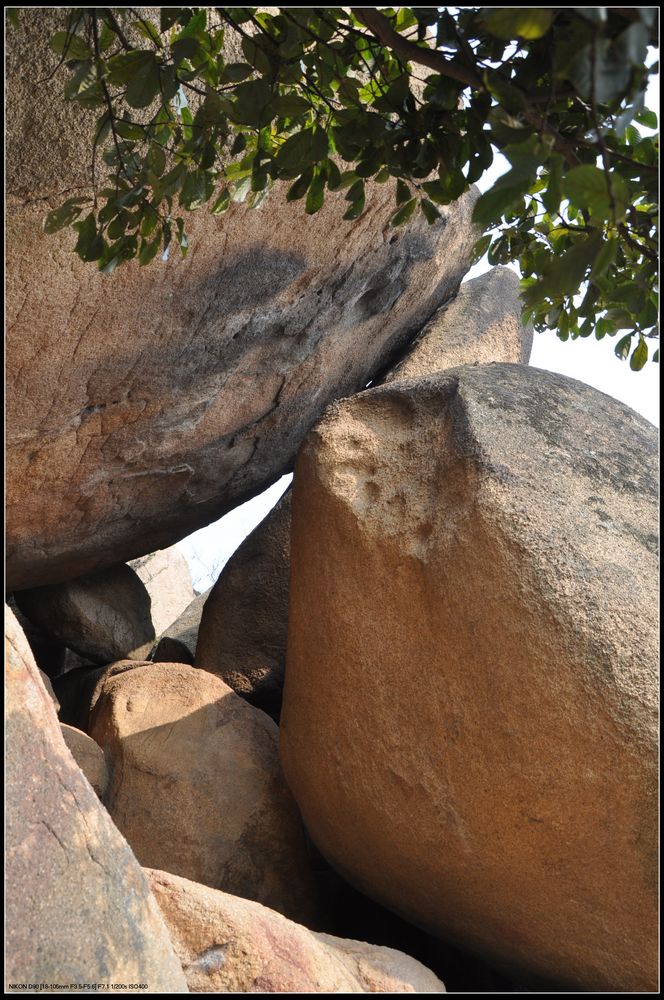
386, 266, 532, 382
15, 564, 155, 665
5, 606, 188, 991
196, 490, 292, 719
280, 363, 658, 992
129, 546, 195, 636
6, 9, 479, 590
156, 589, 210, 662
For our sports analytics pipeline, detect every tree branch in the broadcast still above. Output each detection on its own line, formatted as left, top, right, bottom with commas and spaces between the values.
352, 8, 483, 88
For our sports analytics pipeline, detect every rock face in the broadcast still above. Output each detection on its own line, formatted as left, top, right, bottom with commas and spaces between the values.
129, 546, 195, 636
280, 364, 658, 992
147, 868, 446, 993
196, 490, 292, 718
89, 660, 319, 925
60, 723, 109, 798
6, 8, 479, 591
156, 590, 210, 662
5, 606, 188, 992
385, 266, 532, 381
15, 564, 155, 664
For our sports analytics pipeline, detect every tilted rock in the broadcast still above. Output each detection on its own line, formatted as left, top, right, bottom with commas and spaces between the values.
129, 545, 195, 636
156, 589, 210, 662
6, 8, 479, 591
14, 564, 155, 665
60, 723, 109, 798
89, 660, 319, 925
196, 267, 531, 719
280, 364, 658, 992
196, 490, 292, 719
385, 266, 532, 381
147, 868, 446, 993
5, 606, 187, 992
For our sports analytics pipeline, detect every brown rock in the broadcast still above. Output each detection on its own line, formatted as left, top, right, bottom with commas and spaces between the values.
89, 660, 319, 924
14, 564, 155, 664
5, 606, 188, 992
280, 364, 658, 991
7, 8, 479, 591
147, 868, 446, 992
386, 266, 532, 382
60, 723, 109, 798
196, 490, 292, 718
129, 546, 195, 636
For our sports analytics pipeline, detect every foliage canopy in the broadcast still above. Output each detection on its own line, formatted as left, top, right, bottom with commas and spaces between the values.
9, 6, 659, 368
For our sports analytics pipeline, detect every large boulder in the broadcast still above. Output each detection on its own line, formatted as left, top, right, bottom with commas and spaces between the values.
147, 868, 446, 993
129, 546, 195, 636
196, 490, 292, 718
89, 660, 319, 925
385, 266, 532, 381
14, 564, 155, 664
280, 364, 658, 992
5, 606, 187, 991
6, 9, 479, 591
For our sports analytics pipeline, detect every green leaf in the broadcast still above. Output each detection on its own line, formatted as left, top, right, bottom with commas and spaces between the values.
210, 188, 231, 215
305, 170, 325, 214
286, 169, 313, 202
629, 336, 648, 371
523, 233, 604, 304
562, 165, 611, 219
396, 179, 411, 206
471, 234, 492, 263
49, 30, 91, 60
483, 9, 553, 40
139, 233, 162, 266
420, 198, 441, 224
175, 8, 207, 40
221, 62, 254, 83
135, 18, 163, 47
635, 108, 658, 130
614, 333, 632, 360
390, 197, 417, 227
115, 120, 144, 141
472, 163, 537, 228
541, 156, 563, 215
590, 237, 617, 279
273, 93, 311, 118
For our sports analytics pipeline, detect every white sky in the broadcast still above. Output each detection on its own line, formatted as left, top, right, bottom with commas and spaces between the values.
179, 71, 660, 592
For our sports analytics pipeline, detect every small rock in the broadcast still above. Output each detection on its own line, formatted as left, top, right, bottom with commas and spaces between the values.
14, 564, 155, 664
90, 660, 319, 925
60, 723, 109, 798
